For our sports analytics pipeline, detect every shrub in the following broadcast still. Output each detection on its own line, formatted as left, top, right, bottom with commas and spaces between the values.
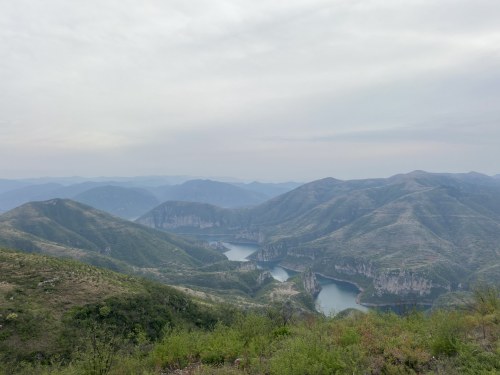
269, 335, 345, 375
431, 311, 464, 356
151, 329, 199, 370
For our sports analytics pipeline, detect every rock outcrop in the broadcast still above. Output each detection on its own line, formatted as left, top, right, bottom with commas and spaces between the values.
301, 268, 321, 297
333, 260, 450, 297
373, 270, 435, 296
253, 243, 288, 262
257, 271, 273, 286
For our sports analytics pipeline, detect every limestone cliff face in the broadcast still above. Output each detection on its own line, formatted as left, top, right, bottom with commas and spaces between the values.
136, 201, 242, 232
253, 243, 288, 261
301, 269, 321, 297
140, 214, 222, 230
334, 261, 376, 278
333, 260, 445, 297
373, 269, 445, 296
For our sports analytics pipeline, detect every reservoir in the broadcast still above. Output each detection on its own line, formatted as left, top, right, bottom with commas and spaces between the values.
222, 242, 257, 262
221, 242, 366, 315
315, 276, 368, 316
221, 242, 291, 281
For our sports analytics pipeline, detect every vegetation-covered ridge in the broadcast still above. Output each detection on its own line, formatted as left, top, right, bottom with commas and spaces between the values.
0, 198, 225, 270
1, 247, 499, 374
138, 171, 500, 304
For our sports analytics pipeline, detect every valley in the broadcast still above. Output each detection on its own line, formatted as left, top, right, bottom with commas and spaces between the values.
219, 241, 366, 315
1, 171, 500, 309
1, 171, 499, 374
136, 171, 500, 305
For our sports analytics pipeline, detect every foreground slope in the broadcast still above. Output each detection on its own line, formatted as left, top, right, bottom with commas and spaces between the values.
2, 248, 499, 374
138, 171, 500, 304
0, 248, 221, 366
0, 199, 224, 271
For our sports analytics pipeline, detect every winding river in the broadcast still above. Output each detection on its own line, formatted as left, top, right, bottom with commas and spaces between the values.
220, 242, 367, 315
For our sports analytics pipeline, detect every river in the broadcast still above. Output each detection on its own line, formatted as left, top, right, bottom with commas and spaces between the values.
220, 242, 366, 315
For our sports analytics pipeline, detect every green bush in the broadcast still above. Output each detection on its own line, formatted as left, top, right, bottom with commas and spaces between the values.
269, 335, 345, 375
199, 324, 242, 365
338, 327, 360, 346
151, 329, 199, 370
431, 311, 464, 356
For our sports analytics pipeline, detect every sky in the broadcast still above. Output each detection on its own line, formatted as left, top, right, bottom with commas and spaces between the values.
1, 0, 500, 182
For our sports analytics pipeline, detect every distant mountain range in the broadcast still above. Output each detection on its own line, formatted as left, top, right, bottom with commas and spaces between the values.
73, 185, 160, 219
137, 171, 500, 304
149, 179, 269, 208
0, 177, 301, 218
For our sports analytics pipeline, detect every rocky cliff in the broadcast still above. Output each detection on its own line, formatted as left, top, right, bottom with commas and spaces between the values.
257, 271, 274, 286
252, 242, 288, 262
301, 268, 321, 297
332, 260, 450, 299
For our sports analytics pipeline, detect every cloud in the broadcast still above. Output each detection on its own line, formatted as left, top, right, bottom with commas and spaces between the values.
1, 0, 500, 179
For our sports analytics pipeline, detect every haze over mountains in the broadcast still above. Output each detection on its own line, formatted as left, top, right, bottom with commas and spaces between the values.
0, 177, 301, 218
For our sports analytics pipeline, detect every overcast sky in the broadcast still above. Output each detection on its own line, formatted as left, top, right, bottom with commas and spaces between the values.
1, 0, 499, 181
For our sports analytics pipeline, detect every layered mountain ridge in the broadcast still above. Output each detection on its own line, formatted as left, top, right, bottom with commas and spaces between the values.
0, 178, 300, 217
137, 171, 500, 304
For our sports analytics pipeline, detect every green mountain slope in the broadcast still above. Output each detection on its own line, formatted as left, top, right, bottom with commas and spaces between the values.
0, 199, 224, 270
137, 171, 500, 304
0, 248, 220, 366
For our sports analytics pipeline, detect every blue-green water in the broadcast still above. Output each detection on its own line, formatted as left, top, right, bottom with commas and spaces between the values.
222, 242, 257, 262
221, 242, 366, 314
315, 276, 368, 316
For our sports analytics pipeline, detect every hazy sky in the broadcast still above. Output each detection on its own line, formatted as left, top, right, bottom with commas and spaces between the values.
1, 0, 500, 181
